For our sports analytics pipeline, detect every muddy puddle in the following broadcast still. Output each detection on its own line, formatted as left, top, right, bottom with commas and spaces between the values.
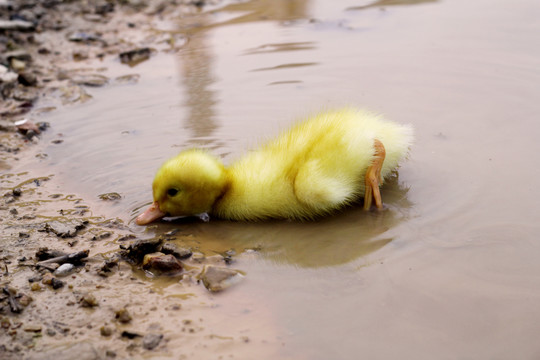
3, 0, 540, 358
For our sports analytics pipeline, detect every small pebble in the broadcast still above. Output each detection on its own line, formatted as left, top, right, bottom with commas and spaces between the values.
18, 294, 32, 306
201, 265, 244, 292
37, 122, 50, 131
161, 243, 192, 259
24, 129, 38, 140
18, 71, 38, 86
115, 308, 132, 323
11, 58, 26, 71
142, 333, 163, 350
119, 47, 151, 65
71, 73, 109, 87
1, 318, 11, 329
72, 51, 89, 61
51, 278, 65, 289
121, 330, 141, 339
30, 283, 41, 291
100, 326, 113, 337
0, 19, 34, 31
41, 273, 54, 285
23, 324, 42, 332
54, 263, 75, 277
80, 293, 98, 307
142, 253, 183, 274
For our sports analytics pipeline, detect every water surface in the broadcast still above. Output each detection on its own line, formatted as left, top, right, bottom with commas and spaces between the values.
12, 0, 540, 358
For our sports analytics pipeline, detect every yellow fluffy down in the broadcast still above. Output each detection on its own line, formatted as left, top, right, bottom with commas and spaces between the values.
149, 108, 413, 221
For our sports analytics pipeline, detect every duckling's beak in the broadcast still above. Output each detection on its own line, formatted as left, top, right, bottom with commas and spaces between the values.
136, 201, 166, 225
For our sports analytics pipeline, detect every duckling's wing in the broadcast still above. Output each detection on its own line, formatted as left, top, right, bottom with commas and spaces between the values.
293, 159, 359, 214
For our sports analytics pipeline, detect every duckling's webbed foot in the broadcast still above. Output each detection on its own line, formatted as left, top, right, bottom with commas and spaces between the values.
363, 138, 386, 211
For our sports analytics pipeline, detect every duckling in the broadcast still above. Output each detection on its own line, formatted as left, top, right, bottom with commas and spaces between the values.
136, 108, 413, 225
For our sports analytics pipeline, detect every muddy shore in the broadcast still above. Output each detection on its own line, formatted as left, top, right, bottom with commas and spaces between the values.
1, 1, 253, 359
7, 0, 540, 358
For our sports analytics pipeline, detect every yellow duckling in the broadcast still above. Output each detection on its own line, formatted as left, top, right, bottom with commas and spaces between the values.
136, 108, 413, 225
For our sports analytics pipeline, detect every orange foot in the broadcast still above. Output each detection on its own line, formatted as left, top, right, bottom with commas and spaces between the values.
363, 138, 386, 211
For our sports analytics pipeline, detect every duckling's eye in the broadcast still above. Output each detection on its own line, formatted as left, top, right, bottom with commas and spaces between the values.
167, 188, 179, 197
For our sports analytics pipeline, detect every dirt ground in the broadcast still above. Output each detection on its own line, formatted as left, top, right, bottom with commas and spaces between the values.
1, 1, 254, 359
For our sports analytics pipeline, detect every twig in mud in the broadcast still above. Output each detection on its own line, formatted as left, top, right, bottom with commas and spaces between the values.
2, 287, 23, 313
36, 249, 89, 266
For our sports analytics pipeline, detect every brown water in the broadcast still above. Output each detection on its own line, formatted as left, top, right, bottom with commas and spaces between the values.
10, 0, 540, 358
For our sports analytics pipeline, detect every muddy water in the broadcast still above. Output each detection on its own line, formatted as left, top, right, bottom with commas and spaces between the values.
10, 0, 540, 358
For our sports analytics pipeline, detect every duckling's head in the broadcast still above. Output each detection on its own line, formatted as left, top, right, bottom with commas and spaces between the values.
136, 149, 227, 225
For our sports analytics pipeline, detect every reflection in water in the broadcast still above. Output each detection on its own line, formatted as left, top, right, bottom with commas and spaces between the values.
195, 0, 309, 30
347, 0, 438, 11
149, 174, 411, 268
176, 0, 309, 148
251, 62, 318, 72
178, 30, 219, 147
173, 215, 394, 268
243, 42, 317, 55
